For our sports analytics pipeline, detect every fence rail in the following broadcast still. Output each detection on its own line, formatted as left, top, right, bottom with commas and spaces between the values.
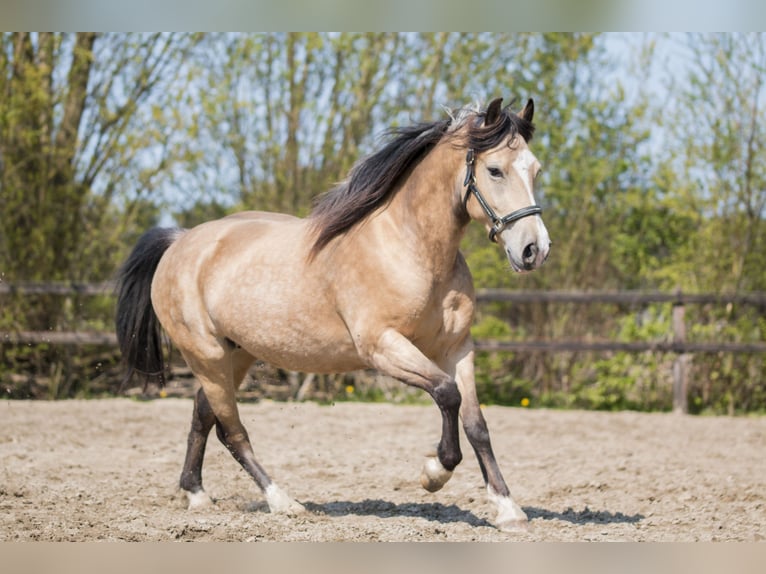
475, 340, 766, 353
476, 288, 766, 306
0, 281, 115, 296
3, 282, 766, 412
4, 332, 765, 354
1, 331, 118, 346
473, 288, 766, 353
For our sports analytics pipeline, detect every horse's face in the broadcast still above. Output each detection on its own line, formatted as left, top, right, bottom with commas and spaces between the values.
467, 133, 551, 273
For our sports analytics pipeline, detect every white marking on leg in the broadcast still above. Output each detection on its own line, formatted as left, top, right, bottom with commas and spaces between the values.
186, 490, 214, 510
265, 483, 305, 515
487, 485, 528, 532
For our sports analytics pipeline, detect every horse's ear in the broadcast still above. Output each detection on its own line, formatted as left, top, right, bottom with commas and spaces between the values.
485, 97, 503, 125
519, 98, 534, 123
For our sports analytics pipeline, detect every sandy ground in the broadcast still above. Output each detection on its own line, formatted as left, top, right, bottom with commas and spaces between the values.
0, 398, 764, 542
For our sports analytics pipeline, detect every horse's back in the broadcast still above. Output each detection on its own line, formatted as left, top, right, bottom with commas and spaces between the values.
221, 210, 298, 223
154, 210, 308, 293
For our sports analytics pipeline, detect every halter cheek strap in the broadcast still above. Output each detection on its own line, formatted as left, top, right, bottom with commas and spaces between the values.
462, 149, 542, 243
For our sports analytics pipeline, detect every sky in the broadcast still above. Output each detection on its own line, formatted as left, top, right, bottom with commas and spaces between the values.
2, 0, 766, 31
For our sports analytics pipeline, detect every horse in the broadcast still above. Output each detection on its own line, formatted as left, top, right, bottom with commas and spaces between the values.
115, 97, 551, 532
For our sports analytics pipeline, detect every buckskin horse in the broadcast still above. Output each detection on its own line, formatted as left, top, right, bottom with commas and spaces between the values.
116, 97, 551, 531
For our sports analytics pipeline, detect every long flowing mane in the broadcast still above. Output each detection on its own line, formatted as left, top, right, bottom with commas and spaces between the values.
308, 101, 535, 257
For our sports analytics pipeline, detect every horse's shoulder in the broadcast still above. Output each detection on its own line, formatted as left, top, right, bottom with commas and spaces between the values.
449, 251, 475, 296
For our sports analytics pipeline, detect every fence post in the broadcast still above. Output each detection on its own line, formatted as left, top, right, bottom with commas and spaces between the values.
672, 295, 689, 414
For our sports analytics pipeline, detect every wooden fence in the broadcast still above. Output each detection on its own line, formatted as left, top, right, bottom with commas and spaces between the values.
473, 289, 766, 414
2, 282, 766, 412
474, 289, 766, 354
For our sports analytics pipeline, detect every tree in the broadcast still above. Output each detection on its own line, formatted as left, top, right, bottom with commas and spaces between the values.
646, 33, 766, 413
0, 33, 199, 329
461, 34, 686, 406
182, 33, 400, 217
656, 33, 766, 293
178, 33, 549, 220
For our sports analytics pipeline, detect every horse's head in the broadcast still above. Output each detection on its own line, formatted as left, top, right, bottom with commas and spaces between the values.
461, 98, 551, 272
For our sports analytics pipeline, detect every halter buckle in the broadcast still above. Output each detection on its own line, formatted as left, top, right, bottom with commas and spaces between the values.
463, 149, 476, 187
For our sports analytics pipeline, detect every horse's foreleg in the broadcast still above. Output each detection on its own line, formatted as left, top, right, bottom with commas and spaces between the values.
368, 329, 462, 492
179, 387, 216, 509
451, 341, 528, 531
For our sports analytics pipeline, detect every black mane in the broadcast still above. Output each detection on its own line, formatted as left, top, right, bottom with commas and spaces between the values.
309, 103, 534, 257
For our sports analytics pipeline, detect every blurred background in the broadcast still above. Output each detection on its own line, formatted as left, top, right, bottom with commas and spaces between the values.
1, 32, 764, 412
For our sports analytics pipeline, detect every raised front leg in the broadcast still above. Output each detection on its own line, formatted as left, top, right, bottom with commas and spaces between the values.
367, 328, 463, 492
449, 339, 528, 531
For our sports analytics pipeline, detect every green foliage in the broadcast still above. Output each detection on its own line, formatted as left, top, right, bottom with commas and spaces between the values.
471, 310, 537, 407
1, 291, 124, 399
569, 309, 674, 411
174, 200, 233, 229
1, 33, 195, 395
683, 307, 766, 414
653, 33, 766, 293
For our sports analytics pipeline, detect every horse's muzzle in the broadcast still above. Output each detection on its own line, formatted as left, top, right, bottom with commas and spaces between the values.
507, 240, 550, 272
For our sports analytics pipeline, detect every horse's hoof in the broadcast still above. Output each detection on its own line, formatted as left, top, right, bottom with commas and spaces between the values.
265, 483, 306, 515
419, 456, 453, 493
185, 490, 214, 510
487, 486, 528, 532
273, 500, 306, 516
495, 516, 530, 533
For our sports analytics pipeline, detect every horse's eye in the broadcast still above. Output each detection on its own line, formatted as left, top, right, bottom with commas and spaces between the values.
488, 167, 503, 179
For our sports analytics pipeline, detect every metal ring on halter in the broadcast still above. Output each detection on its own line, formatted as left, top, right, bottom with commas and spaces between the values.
487, 205, 543, 242
462, 148, 542, 243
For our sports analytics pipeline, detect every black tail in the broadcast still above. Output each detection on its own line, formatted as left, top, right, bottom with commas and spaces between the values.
115, 227, 182, 388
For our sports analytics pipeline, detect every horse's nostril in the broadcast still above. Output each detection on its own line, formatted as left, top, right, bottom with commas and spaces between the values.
543, 242, 552, 262
523, 243, 537, 262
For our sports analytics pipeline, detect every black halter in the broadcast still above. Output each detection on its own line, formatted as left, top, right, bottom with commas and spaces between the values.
462, 148, 542, 243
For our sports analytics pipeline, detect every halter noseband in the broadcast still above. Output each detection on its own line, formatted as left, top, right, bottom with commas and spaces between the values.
462, 148, 542, 243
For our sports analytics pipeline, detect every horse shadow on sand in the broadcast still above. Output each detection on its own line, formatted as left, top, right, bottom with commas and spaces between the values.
284, 500, 644, 529
301, 500, 494, 527
524, 506, 644, 525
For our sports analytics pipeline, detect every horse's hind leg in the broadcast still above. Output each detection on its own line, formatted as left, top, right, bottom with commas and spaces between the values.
178, 349, 252, 509
182, 350, 304, 515
179, 387, 216, 509
210, 413, 303, 515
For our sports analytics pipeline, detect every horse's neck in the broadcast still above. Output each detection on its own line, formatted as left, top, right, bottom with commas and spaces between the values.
380, 144, 468, 278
